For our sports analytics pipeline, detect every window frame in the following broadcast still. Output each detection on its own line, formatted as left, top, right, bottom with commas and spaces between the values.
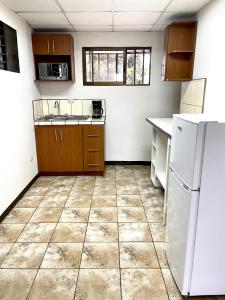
82, 47, 151, 86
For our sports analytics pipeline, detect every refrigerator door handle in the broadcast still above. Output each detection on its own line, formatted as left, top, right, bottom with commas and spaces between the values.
170, 167, 192, 193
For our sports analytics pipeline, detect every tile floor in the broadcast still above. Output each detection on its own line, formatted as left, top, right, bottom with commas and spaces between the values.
0, 165, 223, 300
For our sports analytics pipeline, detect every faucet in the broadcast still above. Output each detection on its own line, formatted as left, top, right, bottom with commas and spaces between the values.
54, 100, 60, 116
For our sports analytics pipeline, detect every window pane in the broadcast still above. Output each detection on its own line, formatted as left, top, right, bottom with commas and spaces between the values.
144, 50, 150, 84
135, 50, 144, 85
93, 54, 99, 82
126, 53, 135, 85
117, 53, 123, 82
99, 54, 107, 81
85, 51, 92, 82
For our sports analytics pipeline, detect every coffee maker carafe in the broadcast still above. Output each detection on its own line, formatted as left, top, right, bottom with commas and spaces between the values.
92, 100, 104, 118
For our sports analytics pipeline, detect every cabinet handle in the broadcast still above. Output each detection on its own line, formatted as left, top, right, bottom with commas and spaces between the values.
87, 134, 99, 137
52, 40, 55, 53
88, 164, 100, 167
60, 129, 63, 141
47, 40, 50, 53
54, 129, 57, 141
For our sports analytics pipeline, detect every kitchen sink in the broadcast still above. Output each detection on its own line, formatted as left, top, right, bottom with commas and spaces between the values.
40, 114, 90, 121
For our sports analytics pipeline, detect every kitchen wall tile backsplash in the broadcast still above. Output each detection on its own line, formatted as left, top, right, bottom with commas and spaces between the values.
33, 99, 106, 120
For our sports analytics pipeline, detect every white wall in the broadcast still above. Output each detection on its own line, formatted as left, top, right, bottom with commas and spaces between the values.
39, 32, 181, 161
194, 0, 225, 116
0, 3, 40, 215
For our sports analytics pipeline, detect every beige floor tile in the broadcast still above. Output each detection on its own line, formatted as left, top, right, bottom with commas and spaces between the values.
51, 223, 87, 242
70, 185, 94, 196
47, 186, 71, 196
144, 206, 163, 222
28, 269, 78, 300
140, 186, 163, 196
91, 195, 117, 207
17, 223, 56, 242
80, 243, 119, 268
59, 208, 89, 222
149, 223, 166, 242
52, 176, 76, 187
93, 184, 116, 195
104, 170, 116, 178
66, 196, 92, 207
116, 178, 137, 185
1, 242, 47, 268
95, 177, 116, 185
121, 269, 168, 300
2, 208, 35, 224
35, 176, 55, 184
161, 269, 182, 300
154, 242, 169, 269
89, 207, 117, 222
136, 177, 153, 185
74, 176, 96, 185
117, 195, 142, 206
0, 269, 37, 300
118, 207, 147, 222
141, 194, 164, 207
119, 223, 152, 242
41, 243, 83, 268
85, 223, 118, 242
134, 170, 151, 178
116, 184, 139, 195
16, 196, 44, 208
0, 243, 13, 264
39, 195, 67, 207
116, 170, 134, 177
0, 224, 25, 242
25, 186, 49, 196
75, 269, 121, 300
29, 207, 62, 223
119, 242, 159, 268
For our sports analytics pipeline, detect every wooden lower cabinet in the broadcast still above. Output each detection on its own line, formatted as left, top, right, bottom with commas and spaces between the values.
83, 125, 104, 172
35, 125, 104, 173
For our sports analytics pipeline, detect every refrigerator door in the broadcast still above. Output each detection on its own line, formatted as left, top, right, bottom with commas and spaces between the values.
166, 169, 199, 295
170, 116, 205, 190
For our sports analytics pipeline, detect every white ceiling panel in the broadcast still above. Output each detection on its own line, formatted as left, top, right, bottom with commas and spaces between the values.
166, 0, 211, 13
113, 25, 152, 31
114, 12, 160, 25
66, 12, 112, 26
58, 0, 112, 12
33, 25, 74, 32
114, 0, 170, 12
18, 12, 69, 26
0, 0, 60, 12
74, 25, 112, 31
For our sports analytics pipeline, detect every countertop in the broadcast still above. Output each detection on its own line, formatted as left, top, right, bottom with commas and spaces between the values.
146, 117, 173, 138
34, 116, 105, 126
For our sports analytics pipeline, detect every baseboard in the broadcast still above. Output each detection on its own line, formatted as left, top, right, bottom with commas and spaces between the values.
105, 161, 151, 166
0, 174, 39, 223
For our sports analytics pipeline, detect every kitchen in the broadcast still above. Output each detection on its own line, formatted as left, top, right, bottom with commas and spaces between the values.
0, 0, 225, 299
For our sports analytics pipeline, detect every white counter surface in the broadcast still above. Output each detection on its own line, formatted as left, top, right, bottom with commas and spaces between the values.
146, 117, 173, 138
34, 116, 105, 126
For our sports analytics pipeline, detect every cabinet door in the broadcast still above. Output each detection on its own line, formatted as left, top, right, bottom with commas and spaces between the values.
83, 125, 104, 172
32, 34, 51, 55
59, 126, 83, 171
50, 35, 73, 55
35, 126, 62, 172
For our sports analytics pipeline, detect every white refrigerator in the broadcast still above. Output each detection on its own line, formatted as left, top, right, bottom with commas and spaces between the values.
166, 114, 225, 296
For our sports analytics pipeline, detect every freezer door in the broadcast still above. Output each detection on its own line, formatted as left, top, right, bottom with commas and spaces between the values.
166, 169, 199, 295
170, 116, 205, 190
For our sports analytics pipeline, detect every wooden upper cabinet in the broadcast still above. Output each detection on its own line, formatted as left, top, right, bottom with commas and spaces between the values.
162, 22, 197, 81
32, 34, 73, 55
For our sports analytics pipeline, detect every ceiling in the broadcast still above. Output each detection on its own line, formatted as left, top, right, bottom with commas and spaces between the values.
0, 0, 211, 32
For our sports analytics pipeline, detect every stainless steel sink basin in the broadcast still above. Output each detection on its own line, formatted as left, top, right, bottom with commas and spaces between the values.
40, 114, 90, 121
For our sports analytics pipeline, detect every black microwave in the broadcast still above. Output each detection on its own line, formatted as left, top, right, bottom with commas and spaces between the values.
38, 63, 69, 80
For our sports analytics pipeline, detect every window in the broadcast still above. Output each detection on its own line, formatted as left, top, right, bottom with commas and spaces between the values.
83, 47, 151, 86
0, 20, 20, 73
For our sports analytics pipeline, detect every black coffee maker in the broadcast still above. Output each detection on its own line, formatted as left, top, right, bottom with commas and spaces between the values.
92, 100, 104, 118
